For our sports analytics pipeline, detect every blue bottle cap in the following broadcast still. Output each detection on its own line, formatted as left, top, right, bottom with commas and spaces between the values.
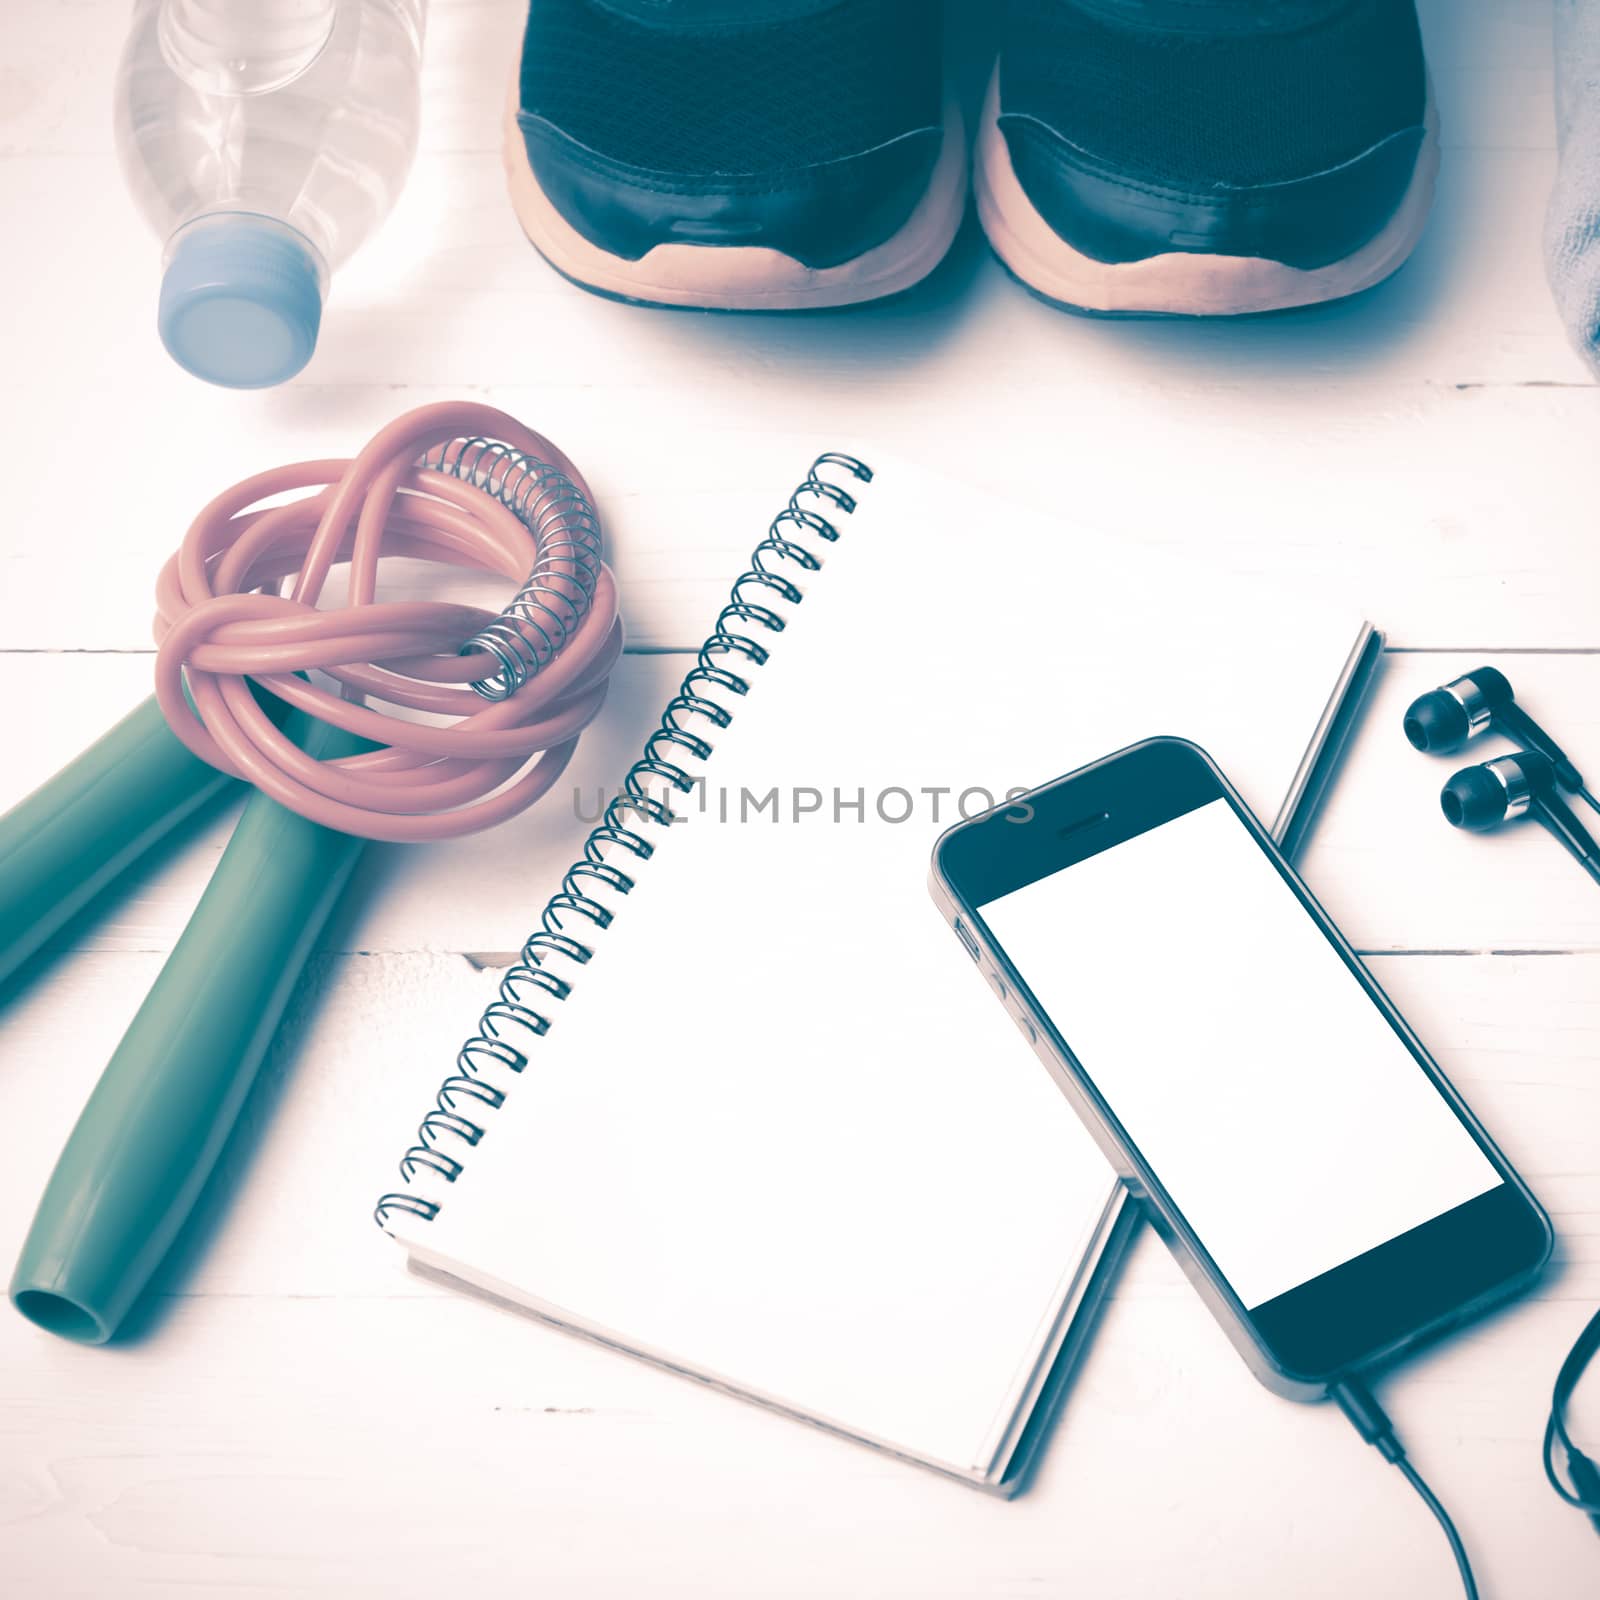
158, 216, 324, 389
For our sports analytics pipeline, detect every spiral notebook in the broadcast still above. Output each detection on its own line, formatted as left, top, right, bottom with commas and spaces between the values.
376, 453, 1380, 1492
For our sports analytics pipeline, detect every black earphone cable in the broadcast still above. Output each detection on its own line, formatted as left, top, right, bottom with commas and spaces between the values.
1405, 672, 1600, 1538
1534, 788, 1600, 885
1396, 1458, 1479, 1598
1331, 1378, 1478, 1600
1543, 1306, 1600, 1533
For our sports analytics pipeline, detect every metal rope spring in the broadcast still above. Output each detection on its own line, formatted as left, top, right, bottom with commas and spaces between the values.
421, 436, 604, 702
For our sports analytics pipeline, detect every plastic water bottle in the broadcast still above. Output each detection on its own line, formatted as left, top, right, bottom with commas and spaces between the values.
114, 0, 426, 388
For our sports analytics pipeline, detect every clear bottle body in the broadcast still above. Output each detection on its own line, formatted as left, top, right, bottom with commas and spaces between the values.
114, 0, 426, 385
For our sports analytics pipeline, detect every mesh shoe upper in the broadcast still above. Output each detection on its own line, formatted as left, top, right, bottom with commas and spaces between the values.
522, 0, 941, 177
515, 0, 946, 269
997, 0, 1430, 269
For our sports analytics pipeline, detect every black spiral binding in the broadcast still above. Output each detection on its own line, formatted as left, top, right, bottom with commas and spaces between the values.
374, 453, 874, 1231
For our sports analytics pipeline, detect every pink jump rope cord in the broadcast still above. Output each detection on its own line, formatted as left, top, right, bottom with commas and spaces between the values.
153, 402, 622, 843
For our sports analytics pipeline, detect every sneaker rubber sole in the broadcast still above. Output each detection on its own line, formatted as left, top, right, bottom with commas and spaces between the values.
502, 87, 968, 312
973, 65, 1440, 317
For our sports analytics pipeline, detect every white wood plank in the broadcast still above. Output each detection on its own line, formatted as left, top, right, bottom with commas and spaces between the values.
1, 1284, 1595, 1599
1425, 0, 1559, 152
2, 136, 1587, 396
4, 649, 1598, 958
6, 946, 1595, 1298
2, 950, 1597, 1596
3, 375, 1600, 651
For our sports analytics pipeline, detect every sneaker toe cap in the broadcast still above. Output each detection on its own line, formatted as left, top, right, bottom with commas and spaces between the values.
999, 113, 1428, 272
518, 115, 945, 270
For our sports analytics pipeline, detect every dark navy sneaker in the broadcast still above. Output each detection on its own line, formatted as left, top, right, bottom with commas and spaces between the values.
976, 0, 1437, 315
504, 0, 965, 310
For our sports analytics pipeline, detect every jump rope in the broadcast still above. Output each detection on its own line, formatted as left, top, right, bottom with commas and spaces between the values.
7, 400, 620, 1345
154, 400, 622, 840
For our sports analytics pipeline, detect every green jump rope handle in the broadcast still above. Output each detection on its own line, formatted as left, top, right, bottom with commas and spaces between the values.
0, 690, 290, 988
9, 712, 370, 1344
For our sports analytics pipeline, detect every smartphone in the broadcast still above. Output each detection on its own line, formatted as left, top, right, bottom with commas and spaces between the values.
930, 737, 1551, 1398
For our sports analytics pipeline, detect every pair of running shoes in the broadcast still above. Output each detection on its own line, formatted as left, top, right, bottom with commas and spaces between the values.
505, 0, 1436, 317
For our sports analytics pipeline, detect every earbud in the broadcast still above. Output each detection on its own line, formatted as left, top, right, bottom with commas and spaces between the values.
1404, 667, 1587, 795
1441, 752, 1600, 885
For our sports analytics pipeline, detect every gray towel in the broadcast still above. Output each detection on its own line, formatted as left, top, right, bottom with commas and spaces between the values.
1547, 0, 1600, 374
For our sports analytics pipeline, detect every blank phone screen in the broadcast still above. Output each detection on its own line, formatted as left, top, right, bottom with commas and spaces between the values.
977, 798, 1501, 1311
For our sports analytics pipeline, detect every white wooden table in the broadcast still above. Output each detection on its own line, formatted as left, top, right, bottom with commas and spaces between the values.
4, 1, 1599, 1594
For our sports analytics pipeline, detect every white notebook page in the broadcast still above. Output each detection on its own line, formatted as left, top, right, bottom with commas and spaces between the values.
402, 457, 1366, 1479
